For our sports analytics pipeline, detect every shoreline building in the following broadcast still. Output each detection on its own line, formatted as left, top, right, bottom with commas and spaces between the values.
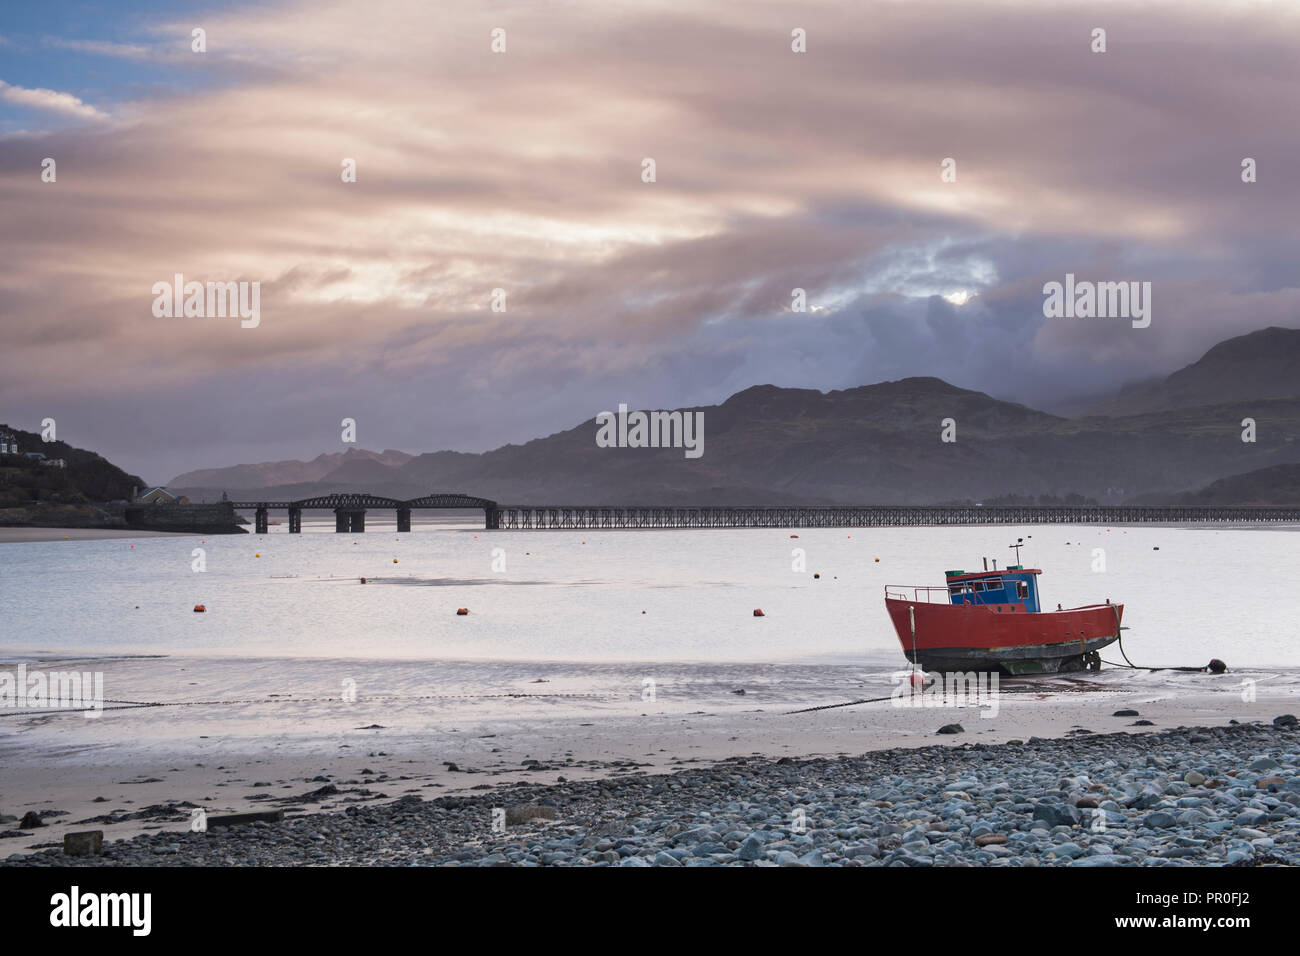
134, 486, 190, 505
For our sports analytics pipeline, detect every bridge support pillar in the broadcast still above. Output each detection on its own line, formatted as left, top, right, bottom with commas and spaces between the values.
397, 508, 411, 532
255, 507, 268, 534
333, 509, 366, 532
288, 508, 301, 533
485, 507, 499, 530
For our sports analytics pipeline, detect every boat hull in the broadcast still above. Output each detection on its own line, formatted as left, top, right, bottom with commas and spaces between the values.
885, 597, 1123, 675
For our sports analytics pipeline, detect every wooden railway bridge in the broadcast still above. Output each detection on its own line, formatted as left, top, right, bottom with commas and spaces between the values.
490, 503, 1300, 529
230, 495, 1300, 532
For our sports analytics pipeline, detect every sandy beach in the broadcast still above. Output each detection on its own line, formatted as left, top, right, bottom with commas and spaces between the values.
0, 527, 193, 543
2, 653, 1297, 860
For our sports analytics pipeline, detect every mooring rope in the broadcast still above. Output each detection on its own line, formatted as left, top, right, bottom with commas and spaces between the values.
0, 691, 611, 719
1098, 606, 1208, 672
785, 694, 898, 716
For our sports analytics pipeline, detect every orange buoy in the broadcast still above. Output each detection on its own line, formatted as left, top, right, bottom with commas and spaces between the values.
456, 608, 469, 615
874, 557, 880, 562
193, 604, 206, 613
393, 558, 398, 563
790, 534, 798, 539
753, 609, 765, 617
813, 573, 820, 579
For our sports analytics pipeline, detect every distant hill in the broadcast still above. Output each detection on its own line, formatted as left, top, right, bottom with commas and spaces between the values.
1080, 326, 1300, 417
170, 448, 412, 489
0, 423, 144, 508
169, 372, 1300, 506
1131, 463, 1300, 507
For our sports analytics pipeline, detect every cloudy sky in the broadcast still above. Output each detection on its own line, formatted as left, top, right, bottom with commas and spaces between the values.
1, 0, 1298, 483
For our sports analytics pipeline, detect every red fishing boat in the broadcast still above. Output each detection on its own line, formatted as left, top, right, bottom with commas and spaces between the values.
884, 549, 1123, 675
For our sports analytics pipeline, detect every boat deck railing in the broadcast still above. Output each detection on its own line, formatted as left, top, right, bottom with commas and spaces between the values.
885, 585, 1119, 612
886, 585, 961, 604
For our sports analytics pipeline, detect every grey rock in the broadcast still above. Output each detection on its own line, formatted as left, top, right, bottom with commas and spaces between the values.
1032, 803, 1080, 828
1142, 811, 1178, 829
737, 835, 764, 861
63, 831, 103, 857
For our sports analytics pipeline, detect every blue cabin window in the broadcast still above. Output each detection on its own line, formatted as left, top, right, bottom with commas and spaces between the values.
947, 572, 1040, 611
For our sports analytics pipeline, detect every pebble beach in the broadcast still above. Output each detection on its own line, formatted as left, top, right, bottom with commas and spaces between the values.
7, 718, 1297, 867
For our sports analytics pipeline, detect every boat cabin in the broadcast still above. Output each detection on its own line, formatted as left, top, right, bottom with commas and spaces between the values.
943, 566, 1042, 613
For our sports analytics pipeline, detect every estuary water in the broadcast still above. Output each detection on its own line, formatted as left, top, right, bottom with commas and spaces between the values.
2, 518, 1298, 668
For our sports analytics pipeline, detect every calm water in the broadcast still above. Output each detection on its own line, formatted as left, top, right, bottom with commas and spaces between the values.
2, 520, 1298, 667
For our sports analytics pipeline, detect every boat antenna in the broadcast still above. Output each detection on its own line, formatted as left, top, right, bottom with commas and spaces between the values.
1009, 537, 1024, 564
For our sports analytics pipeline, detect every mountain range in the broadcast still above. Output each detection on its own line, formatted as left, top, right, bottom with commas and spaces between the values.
168, 326, 1300, 506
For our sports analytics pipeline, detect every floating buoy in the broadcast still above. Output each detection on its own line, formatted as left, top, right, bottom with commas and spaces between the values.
909, 670, 927, 690
813, 573, 820, 579
753, 608, 765, 617
456, 608, 469, 615
360, 577, 367, 584
255, 553, 260, 557
790, 535, 799, 539
393, 558, 398, 563
641, 610, 646, 614
1153, 546, 1160, 550
874, 557, 880, 563
193, 604, 206, 613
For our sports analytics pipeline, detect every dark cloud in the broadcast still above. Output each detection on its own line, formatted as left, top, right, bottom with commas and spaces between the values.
1, 0, 1298, 481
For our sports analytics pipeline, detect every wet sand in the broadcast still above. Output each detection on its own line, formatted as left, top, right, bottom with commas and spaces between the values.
2, 653, 1296, 855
